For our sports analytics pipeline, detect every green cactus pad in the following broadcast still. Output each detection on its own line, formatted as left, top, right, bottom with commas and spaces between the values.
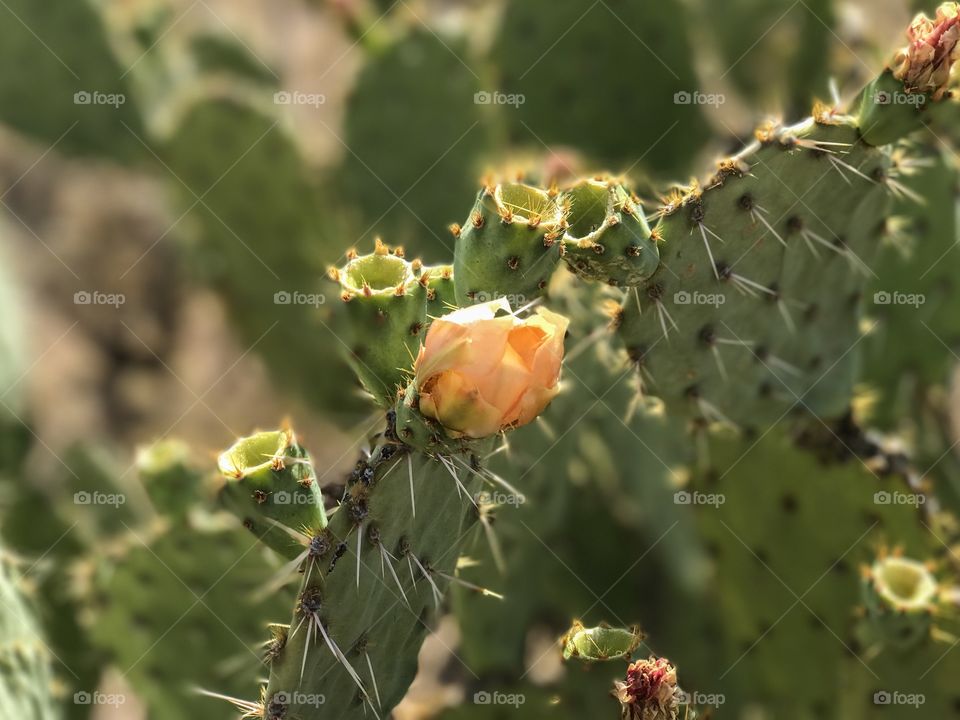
863, 143, 960, 426
0, 0, 144, 163
490, 0, 709, 177
616, 117, 892, 428
561, 177, 658, 287
164, 98, 362, 416
453, 183, 565, 306
336, 28, 492, 255
218, 429, 327, 558
333, 243, 428, 407
189, 33, 279, 87
91, 519, 290, 720
0, 549, 60, 720
699, 0, 834, 115
662, 427, 952, 718
261, 439, 486, 720
424, 264, 457, 320
136, 439, 203, 521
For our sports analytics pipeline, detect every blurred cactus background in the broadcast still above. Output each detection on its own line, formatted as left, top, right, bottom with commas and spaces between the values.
2, 0, 960, 719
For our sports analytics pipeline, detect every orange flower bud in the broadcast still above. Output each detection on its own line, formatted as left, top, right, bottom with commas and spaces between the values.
413, 299, 569, 439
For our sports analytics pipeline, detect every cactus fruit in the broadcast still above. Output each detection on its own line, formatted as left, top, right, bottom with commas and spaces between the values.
218, 428, 327, 558
453, 183, 565, 306
562, 621, 645, 662
330, 241, 429, 408
560, 177, 659, 287
860, 552, 942, 649
0, 547, 60, 720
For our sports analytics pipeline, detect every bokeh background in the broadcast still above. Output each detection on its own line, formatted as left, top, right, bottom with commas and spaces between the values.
0, 0, 951, 718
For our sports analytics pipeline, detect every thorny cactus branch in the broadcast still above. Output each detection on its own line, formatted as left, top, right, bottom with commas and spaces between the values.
202, 6, 960, 719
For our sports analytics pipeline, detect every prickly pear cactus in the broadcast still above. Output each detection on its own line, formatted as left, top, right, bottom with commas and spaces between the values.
0, 546, 61, 720
660, 426, 958, 718
337, 28, 493, 255
0, 0, 144, 162
164, 98, 363, 415
863, 143, 960, 426
255, 436, 486, 719
90, 443, 293, 720
615, 115, 893, 429
490, 0, 710, 177
452, 182, 565, 306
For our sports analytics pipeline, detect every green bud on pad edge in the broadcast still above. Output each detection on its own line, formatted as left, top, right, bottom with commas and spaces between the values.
217, 427, 326, 558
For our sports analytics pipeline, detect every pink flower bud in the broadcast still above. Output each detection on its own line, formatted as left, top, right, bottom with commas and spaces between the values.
413, 298, 569, 439
891, 3, 960, 99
